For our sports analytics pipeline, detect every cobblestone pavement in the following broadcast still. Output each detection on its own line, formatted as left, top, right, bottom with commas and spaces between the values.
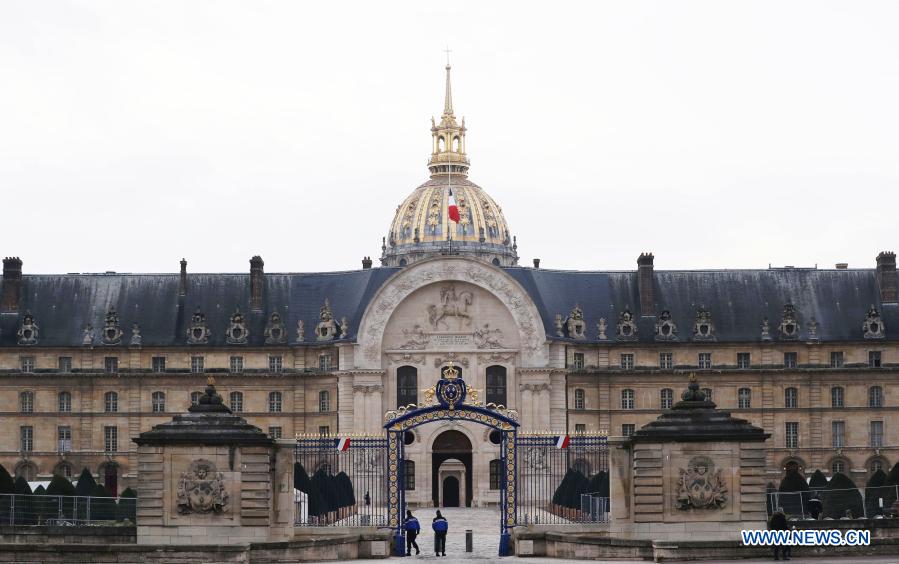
378, 508, 899, 564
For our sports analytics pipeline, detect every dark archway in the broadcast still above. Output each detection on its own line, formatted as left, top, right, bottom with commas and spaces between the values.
432, 430, 473, 507
442, 476, 460, 507
101, 462, 119, 496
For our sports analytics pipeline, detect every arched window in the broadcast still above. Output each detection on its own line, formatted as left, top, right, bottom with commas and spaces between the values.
574, 389, 585, 410
270, 391, 283, 413
190, 391, 202, 407
660, 388, 674, 409
486, 365, 507, 406
870, 458, 887, 474
104, 391, 118, 413
831, 386, 844, 408
403, 460, 415, 490
54, 462, 74, 478
869, 386, 884, 408
738, 388, 752, 409
784, 387, 798, 409
397, 366, 418, 407
438, 136, 446, 151
621, 389, 635, 410
489, 459, 502, 490
452, 136, 460, 152
831, 459, 846, 475
14, 461, 37, 481
151, 391, 165, 413
58, 391, 71, 412
230, 391, 243, 412
20, 391, 34, 413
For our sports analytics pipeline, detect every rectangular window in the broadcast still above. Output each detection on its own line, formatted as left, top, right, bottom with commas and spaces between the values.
20, 392, 34, 413
269, 392, 283, 413
319, 391, 330, 412
268, 426, 283, 440
702, 388, 713, 403
230, 392, 243, 413
104, 426, 118, 453
319, 354, 332, 371
832, 421, 845, 448
698, 353, 711, 369
20, 356, 35, 373
869, 351, 882, 368
58, 426, 72, 453
620, 353, 634, 370
20, 426, 33, 453
151, 356, 166, 372
229, 356, 244, 373
269, 355, 283, 373
870, 421, 884, 448
572, 352, 585, 370
622, 424, 635, 437
58, 356, 72, 372
785, 422, 799, 449
784, 352, 798, 368
738, 388, 752, 409
830, 352, 844, 368
489, 460, 501, 490
318, 425, 330, 437
404, 461, 416, 491
660, 388, 674, 409
191, 356, 205, 373
659, 352, 673, 370
104, 357, 118, 373
574, 423, 586, 434
574, 389, 585, 410
737, 352, 751, 369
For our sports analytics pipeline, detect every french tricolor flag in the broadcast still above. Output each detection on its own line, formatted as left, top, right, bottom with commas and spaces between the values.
335, 437, 351, 451
447, 188, 460, 223
554, 435, 570, 449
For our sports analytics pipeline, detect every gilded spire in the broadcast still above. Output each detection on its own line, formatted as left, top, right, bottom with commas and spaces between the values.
444, 64, 453, 116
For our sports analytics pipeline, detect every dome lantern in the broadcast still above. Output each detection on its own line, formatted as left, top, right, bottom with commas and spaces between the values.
428, 64, 470, 178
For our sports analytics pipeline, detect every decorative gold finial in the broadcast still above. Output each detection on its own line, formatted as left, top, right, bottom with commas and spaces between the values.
207, 375, 215, 386
688, 372, 696, 383
443, 361, 459, 380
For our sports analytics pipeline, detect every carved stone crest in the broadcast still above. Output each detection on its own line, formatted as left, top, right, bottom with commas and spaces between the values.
295, 320, 305, 342
675, 455, 727, 510
264, 312, 287, 344
176, 459, 228, 515
778, 303, 800, 340
82, 324, 94, 346
339, 316, 349, 339
807, 317, 819, 341
473, 323, 505, 349
692, 306, 716, 341
760, 317, 772, 341
187, 309, 211, 344
863, 305, 886, 339
597, 317, 607, 340
101, 308, 123, 345
130, 323, 142, 346
316, 299, 338, 341
428, 285, 473, 330
17, 312, 39, 345
565, 305, 586, 340
655, 310, 678, 341
226, 309, 249, 344
616, 308, 638, 341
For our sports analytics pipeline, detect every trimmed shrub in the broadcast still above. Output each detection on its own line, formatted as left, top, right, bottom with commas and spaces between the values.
12, 476, 33, 525
778, 470, 810, 517
90, 484, 117, 521
46, 475, 76, 521
74, 468, 97, 497
866, 469, 891, 517
808, 470, 828, 492
822, 472, 864, 519
0, 464, 15, 494
116, 487, 137, 523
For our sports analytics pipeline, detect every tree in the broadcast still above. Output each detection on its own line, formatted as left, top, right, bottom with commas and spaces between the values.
778, 470, 810, 517
116, 487, 137, 523
32, 485, 48, 524
822, 472, 864, 519
46, 474, 76, 521
808, 470, 828, 493
12, 476, 33, 525
865, 470, 890, 517
882, 462, 899, 512
0, 464, 15, 494
90, 484, 117, 522
74, 468, 97, 497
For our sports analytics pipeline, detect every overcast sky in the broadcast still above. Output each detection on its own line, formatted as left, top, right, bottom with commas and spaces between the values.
1, 1, 897, 274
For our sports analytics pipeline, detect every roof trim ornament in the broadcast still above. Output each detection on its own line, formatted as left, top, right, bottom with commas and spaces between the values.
863, 305, 886, 340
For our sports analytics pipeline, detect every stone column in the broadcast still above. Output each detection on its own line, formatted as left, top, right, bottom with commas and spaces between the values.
520, 386, 533, 432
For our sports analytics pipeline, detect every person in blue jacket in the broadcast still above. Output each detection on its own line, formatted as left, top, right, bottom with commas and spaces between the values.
432, 510, 448, 557
403, 510, 420, 556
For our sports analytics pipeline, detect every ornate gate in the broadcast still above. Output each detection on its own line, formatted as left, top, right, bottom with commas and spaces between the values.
384, 362, 520, 557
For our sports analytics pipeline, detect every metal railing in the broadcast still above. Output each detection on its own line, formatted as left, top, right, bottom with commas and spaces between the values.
768, 485, 899, 520
0, 493, 136, 526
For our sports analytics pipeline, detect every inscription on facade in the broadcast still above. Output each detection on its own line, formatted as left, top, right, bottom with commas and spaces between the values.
433, 334, 472, 347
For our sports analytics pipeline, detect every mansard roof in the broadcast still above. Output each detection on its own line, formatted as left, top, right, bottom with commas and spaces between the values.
0, 263, 895, 347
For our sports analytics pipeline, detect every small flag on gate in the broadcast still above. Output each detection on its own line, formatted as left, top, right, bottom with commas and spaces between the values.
554, 435, 570, 449
335, 437, 351, 451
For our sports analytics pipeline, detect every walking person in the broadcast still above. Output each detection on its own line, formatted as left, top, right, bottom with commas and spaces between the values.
768, 506, 790, 561
432, 510, 448, 557
403, 510, 420, 556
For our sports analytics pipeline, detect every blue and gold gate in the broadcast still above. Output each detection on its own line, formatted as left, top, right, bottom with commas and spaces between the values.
384, 362, 519, 557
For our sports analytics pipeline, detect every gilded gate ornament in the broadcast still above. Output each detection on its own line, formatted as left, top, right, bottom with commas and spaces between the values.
675, 455, 727, 510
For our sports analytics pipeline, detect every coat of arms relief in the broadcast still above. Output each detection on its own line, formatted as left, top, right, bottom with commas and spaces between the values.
176, 460, 229, 515
674, 455, 727, 510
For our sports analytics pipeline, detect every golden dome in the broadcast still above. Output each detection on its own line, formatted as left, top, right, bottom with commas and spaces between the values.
380, 65, 518, 268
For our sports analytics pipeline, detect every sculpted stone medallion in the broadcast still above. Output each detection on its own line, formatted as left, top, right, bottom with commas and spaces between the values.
675, 455, 727, 510
176, 459, 229, 515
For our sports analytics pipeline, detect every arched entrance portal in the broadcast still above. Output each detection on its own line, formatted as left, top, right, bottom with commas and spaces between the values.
432, 430, 473, 507
442, 475, 460, 507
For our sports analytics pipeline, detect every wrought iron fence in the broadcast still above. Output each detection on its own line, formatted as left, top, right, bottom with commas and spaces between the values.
294, 435, 388, 527
768, 485, 899, 520
0, 493, 136, 526
516, 434, 609, 525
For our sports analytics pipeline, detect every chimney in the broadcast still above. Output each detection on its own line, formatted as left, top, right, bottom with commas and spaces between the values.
1, 257, 23, 313
362, 256, 373, 269
835, 263, 848, 270
637, 252, 655, 316
179, 258, 188, 297
533, 258, 540, 269
250, 255, 264, 311
876, 251, 897, 303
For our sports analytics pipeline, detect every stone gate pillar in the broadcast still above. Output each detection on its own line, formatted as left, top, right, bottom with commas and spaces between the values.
610, 375, 770, 541
134, 377, 279, 545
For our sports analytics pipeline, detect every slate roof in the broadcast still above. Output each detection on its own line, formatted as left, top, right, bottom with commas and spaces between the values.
0, 265, 895, 347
